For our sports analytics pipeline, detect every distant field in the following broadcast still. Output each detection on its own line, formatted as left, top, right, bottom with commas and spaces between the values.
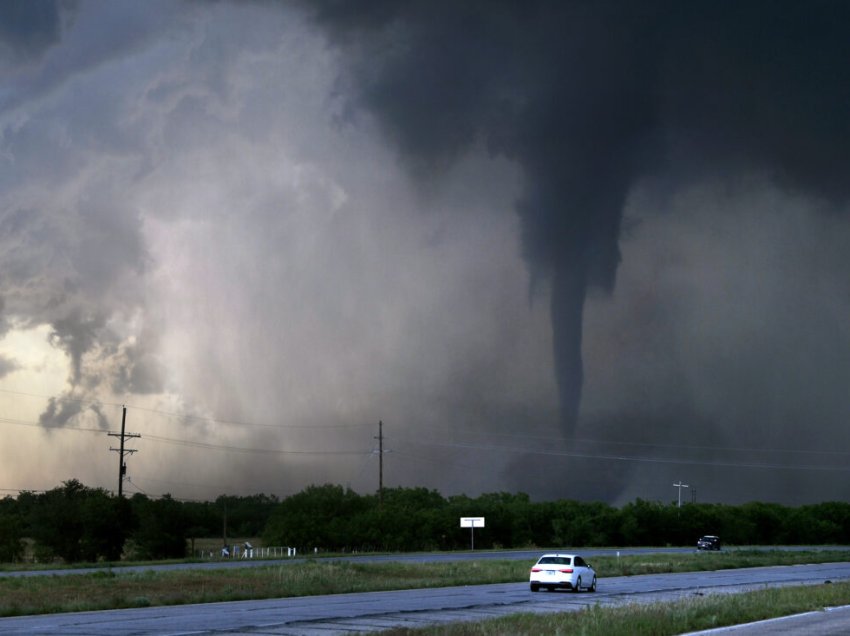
10, 537, 263, 568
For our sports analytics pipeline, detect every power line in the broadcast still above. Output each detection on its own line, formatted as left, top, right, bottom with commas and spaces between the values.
0, 487, 47, 494
143, 433, 371, 456
5, 387, 850, 475
123, 476, 148, 496
4, 387, 846, 459
0, 416, 103, 434
0, 415, 373, 456
392, 437, 850, 474
3, 407, 848, 474
402, 424, 850, 459
125, 404, 375, 430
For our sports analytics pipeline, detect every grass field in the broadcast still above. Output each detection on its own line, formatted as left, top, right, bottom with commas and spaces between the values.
381, 582, 850, 635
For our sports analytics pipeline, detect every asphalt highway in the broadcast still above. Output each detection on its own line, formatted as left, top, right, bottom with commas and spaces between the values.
1, 559, 848, 635
685, 604, 850, 636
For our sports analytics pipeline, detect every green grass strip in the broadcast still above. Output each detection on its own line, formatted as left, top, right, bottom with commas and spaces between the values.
379, 582, 850, 635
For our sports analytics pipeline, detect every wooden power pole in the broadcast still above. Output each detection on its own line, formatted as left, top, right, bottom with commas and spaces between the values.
108, 406, 140, 497
375, 420, 384, 507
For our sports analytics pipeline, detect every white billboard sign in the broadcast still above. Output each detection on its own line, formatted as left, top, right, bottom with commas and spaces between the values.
459, 517, 485, 528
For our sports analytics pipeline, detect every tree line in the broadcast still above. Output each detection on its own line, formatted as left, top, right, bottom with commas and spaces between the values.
0, 480, 278, 563
261, 485, 850, 552
0, 480, 848, 563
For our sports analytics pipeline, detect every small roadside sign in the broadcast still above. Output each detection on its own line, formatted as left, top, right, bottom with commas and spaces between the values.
459, 517, 485, 550
459, 517, 485, 528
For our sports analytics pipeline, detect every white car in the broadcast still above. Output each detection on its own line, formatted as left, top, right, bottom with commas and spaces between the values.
529, 553, 597, 592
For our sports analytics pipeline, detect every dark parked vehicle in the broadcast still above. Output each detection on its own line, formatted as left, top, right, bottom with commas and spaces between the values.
697, 535, 721, 551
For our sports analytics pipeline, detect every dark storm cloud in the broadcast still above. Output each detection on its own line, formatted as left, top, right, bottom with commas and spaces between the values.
3, 0, 849, 503
0, 0, 176, 115
38, 394, 82, 428
0, 0, 73, 68
37, 393, 108, 429
304, 0, 850, 435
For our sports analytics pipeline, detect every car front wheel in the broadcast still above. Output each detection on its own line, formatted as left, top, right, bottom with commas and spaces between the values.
589, 575, 597, 592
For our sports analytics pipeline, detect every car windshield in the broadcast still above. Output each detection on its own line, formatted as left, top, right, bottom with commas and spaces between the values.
538, 556, 571, 565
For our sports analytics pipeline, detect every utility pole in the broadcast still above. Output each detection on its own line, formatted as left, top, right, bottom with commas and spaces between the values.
222, 500, 228, 552
673, 481, 690, 508
374, 421, 385, 507
108, 406, 140, 497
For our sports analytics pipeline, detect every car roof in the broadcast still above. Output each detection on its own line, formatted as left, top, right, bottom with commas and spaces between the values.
537, 553, 580, 559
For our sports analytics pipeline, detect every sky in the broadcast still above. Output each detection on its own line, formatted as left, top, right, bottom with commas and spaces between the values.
1, 0, 849, 506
